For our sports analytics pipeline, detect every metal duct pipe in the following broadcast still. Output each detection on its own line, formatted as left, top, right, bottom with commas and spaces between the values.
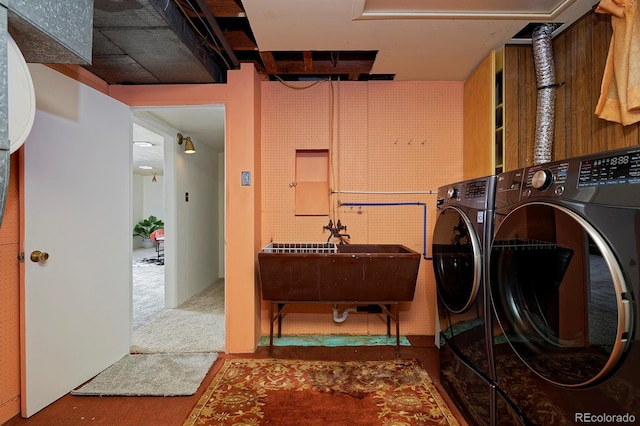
532, 24, 559, 165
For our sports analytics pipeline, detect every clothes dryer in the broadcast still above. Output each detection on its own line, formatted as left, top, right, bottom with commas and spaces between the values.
433, 175, 497, 425
489, 146, 640, 425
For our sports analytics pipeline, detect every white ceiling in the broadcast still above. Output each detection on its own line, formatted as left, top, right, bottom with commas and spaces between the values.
132, 106, 225, 176
242, 0, 598, 81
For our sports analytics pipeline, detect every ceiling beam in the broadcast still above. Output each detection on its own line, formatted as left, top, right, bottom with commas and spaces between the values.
205, 0, 246, 17
275, 59, 373, 74
147, 0, 225, 82
260, 51, 278, 74
303, 51, 313, 71
193, 0, 240, 68
224, 30, 257, 51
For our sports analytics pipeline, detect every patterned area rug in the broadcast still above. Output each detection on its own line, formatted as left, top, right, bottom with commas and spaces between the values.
184, 358, 459, 425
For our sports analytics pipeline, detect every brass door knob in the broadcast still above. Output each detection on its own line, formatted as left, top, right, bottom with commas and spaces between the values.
30, 250, 50, 263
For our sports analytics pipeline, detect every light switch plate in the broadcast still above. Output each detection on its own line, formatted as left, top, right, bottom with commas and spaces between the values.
241, 171, 251, 186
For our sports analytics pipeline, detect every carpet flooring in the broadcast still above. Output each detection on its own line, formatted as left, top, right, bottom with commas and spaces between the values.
132, 247, 165, 330
131, 279, 225, 354
185, 357, 459, 425
132, 247, 225, 353
3, 338, 467, 426
71, 353, 218, 397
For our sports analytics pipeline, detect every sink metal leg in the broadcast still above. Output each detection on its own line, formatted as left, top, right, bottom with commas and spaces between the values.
277, 303, 284, 337
379, 303, 401, 357
269, 302, 286, 356
386, 304, 391, 337
269, 302, 274, 355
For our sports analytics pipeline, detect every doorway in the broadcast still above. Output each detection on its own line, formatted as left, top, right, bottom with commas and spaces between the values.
132, 122, 166, 330
130, 107, 226, 353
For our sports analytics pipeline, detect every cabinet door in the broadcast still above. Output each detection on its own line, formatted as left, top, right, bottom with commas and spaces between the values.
463, 51, 494, 179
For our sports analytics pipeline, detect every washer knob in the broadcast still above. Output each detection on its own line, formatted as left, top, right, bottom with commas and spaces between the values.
531, 169, 553, 190
446, 187, 458, 199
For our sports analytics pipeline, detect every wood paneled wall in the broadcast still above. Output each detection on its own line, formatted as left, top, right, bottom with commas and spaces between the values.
504, 9, 640, 170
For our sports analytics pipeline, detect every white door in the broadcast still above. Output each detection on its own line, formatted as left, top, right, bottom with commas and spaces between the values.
21, 65, 132, 417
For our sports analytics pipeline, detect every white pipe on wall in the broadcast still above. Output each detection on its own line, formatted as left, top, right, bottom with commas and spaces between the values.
332, 190, 436, 195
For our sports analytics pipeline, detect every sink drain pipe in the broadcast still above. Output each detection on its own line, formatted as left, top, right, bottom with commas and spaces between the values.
332, 304, 357, 323
338, 201, 431, 260
532, 23, 562, 165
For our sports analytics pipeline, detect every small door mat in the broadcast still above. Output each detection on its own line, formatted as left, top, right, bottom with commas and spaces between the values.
71, 353, 217, 396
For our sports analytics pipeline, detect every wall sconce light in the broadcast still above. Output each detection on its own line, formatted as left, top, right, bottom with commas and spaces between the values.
177, 132, 196, 154
152, 173, 157, 183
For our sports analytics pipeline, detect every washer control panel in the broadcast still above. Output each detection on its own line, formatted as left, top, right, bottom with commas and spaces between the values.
524, 162, 568, 192
578, 150, 640, 187
464, 179, 487, 199
519, 146, 640, 205
437, 176, 495, 210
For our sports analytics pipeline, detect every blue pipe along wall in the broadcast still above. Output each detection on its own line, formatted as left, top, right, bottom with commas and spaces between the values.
338, 201, 432, 260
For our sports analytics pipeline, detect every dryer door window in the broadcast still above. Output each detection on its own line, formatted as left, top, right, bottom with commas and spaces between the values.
490, 202, 633, 388
433, 206, 482, 313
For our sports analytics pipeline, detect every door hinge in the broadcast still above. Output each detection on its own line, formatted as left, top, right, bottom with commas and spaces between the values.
18, 252, 25, 263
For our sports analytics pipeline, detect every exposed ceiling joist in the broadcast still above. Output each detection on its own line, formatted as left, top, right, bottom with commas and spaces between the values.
82, 0, 598, 85
193, 0, 240, 68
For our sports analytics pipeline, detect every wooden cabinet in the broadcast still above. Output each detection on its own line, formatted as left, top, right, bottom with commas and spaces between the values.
494, 48, 505, 174
294, 149, 329, 216
463, 51, 494, 180
463, 48, 505, 179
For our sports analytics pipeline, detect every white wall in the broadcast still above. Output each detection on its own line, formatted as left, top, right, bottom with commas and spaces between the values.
132, 173, 144, 248
218, 152, 225, 278
132, 173, 164, 249
142, 174, 164, 219
176, 137, 220, 305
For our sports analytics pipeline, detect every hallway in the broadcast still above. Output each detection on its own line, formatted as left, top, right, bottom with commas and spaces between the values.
132, 247, 165, 330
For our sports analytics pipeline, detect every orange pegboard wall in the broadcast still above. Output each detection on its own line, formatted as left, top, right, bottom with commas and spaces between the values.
0, 154, 21, 423
260, 80, 463, 337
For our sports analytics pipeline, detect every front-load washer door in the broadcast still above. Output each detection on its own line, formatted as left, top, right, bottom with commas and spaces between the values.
490, 202, 633, 388
433, 206, 482, 314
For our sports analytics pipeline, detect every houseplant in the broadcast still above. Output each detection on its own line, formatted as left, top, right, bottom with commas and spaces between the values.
133, 215, 164, 248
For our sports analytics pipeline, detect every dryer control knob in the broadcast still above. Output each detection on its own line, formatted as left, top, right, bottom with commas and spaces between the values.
531, 169, 553, 190
446, 187, 458, 199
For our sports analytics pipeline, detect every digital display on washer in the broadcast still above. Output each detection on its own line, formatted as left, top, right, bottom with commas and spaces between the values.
578, 150, 640, 187
464, 180, 486, 198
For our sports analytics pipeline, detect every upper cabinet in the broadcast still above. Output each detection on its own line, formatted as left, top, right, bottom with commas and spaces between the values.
463, 49, 507, 179
463, 50, 494, 180
494, 48, 505, 174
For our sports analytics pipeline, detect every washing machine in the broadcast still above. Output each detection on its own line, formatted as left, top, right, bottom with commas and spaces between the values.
433, 175, 498, 425
489, 146, 640, 425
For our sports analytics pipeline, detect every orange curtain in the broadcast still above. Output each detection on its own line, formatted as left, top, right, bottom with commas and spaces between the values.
595, 0, 640, 125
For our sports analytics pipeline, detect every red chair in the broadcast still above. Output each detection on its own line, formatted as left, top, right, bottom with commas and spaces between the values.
150, 229, 164, 262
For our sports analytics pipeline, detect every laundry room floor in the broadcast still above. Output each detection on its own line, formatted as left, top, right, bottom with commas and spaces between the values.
4, 336, 468, 425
